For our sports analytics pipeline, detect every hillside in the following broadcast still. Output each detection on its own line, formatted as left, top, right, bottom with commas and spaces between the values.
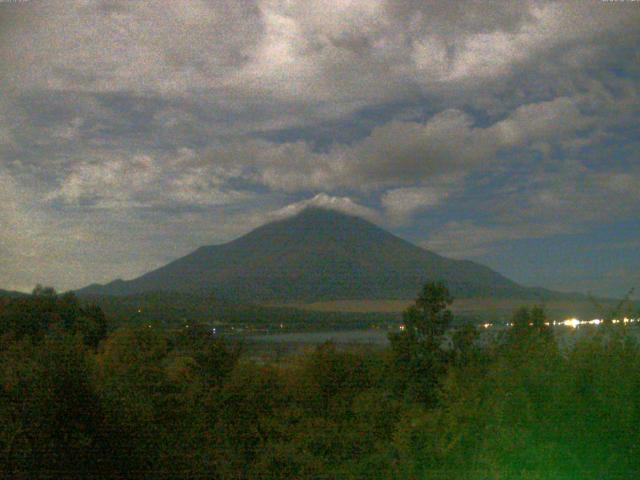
0, 289, 27, 299
77, 207, 571, 302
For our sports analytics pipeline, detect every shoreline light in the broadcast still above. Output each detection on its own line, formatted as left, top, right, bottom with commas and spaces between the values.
562, 318, 581, 329
457, 317, 639, 330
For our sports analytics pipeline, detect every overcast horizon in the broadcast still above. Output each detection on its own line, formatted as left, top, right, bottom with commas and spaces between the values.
1, 0, 639, 297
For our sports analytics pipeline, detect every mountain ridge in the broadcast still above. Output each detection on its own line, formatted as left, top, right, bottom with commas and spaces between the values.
0, 288, 28, 298
76, 207, 577, 302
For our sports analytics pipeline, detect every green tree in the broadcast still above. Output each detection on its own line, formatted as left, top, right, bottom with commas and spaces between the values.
93, 326, 173, 474
451, 323, 481, 366
0, 288, 108, 347
0, 334, 110, 478
510, 305, 553, 344
389, 281, 453, 404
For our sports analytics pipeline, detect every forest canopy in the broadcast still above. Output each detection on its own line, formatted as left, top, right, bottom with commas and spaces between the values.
1, 284, 639, 479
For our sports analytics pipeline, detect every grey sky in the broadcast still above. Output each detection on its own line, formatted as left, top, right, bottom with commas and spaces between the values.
0, 0, 638, 297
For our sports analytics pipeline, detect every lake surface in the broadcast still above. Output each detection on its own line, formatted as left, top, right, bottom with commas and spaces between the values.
245, 324, 640, 350
246, 329, 390, 346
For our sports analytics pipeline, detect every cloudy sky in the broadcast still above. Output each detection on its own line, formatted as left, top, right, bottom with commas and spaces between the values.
0, 0, 639, 297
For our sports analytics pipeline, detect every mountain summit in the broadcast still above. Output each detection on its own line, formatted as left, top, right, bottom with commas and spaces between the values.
77, 207, 548, 301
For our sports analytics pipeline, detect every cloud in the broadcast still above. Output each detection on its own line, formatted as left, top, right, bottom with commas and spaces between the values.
423, 221, 574, 259
494, 163, 640, 226
3, 1, 637, 130
47, 148, 251, 209
381, 186, 451, 224
491, 97, 591, 148
0, 163, 278, 291
0, 0, 638, 296
423, 163, 640, 259
2, 0, 264, 93
215, 96, 595, 194
0, 169, 101, 291
181, 109, 492, 194
271, 193, 382, 225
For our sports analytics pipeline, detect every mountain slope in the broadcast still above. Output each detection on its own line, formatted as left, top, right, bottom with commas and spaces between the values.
0, 289, 27, 299
77, 207, 560, 302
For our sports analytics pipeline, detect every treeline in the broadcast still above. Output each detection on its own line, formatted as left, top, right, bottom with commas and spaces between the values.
87, 290, 401, 333
1, 284, 640, 478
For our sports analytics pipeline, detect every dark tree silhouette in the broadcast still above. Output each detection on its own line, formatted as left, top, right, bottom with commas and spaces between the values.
389, 281, 453, 404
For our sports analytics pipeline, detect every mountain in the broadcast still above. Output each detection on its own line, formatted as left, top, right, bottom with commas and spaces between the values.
0, 289, 27, 299
77, 207, 565, 302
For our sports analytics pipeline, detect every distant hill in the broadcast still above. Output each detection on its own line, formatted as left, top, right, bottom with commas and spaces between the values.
0, 289, 27, 299
77, 207, 576, 302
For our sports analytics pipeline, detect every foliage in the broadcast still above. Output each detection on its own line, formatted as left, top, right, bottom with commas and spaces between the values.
1, 285, 640, 478
510, 305, 553, 342
388, 281, 454, 403
0, 286, 107, 347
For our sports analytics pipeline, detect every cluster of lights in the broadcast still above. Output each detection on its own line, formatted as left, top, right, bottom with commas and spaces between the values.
475, 318, 638, 330
558, 317, 637, 328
